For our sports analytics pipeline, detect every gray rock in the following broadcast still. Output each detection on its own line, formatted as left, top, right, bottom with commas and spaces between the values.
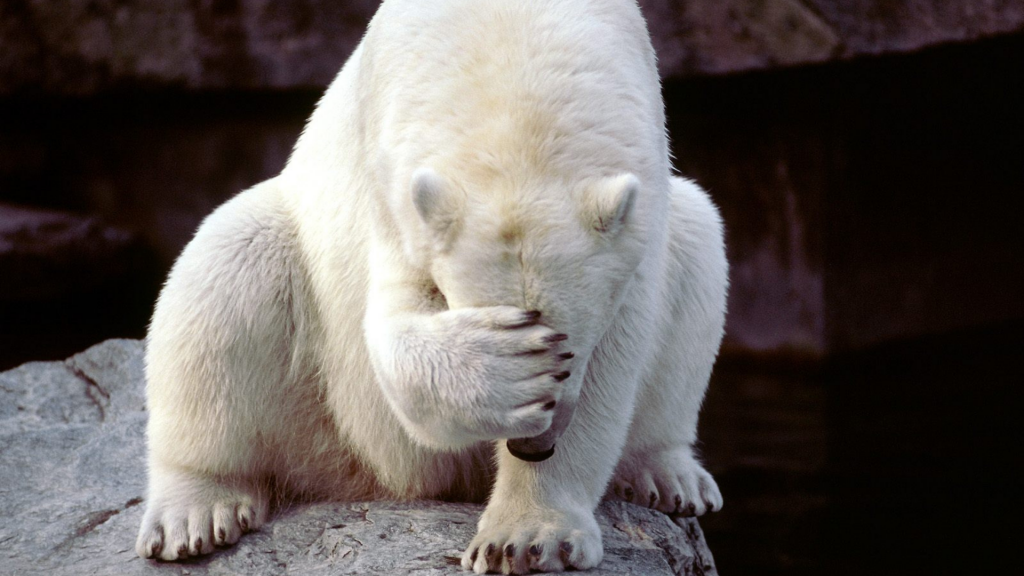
2, 0, 1023, 95
0, 339, 717, 575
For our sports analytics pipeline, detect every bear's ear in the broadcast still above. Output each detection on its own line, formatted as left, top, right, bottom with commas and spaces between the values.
411, 167, 457, 237
592, 174, 639, 236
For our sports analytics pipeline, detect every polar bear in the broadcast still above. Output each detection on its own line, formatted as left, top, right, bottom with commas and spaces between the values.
134, 0, 727, 573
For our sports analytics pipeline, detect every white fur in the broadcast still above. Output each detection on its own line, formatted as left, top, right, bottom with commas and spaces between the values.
135, 0, 728, 573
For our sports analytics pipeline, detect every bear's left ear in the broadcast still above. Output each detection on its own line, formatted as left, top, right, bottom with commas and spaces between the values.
592, 174, 639, 236
411, 167, 458, 239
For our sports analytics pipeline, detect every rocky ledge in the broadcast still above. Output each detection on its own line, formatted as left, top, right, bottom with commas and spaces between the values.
0, 339, 717, 575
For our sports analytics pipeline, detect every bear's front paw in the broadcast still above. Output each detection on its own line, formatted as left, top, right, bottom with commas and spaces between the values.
428, 306, 574, 441
611, 447, 723, 516
460, 502, 602, 574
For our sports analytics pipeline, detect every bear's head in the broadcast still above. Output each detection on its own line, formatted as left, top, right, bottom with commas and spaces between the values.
410, 167, 650, 351
404, 166, 661, 453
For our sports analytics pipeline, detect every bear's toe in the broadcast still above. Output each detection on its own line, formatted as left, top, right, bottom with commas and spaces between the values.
611, 447, 724, 518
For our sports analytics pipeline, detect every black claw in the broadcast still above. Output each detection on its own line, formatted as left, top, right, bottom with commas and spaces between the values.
240, 516, 249, 532
149, 542, 162, 558
504, 544, 516, 558
558, 351, 575, 360
623, 486, 634, 501
470, 548, 478, 562
560, 542, 574, 557
529, 544, 542, 557
543, 400, 557, 410
506, 441, 555, 462
176, 543, 188, 558
552, 371, 571, 381
677, 502, 697, 517
704, 500, 715, 513
545, 333, 569, 343
649, 492, 658, 507
217, 528, 226, 543
526, 310, 542, 319
674, 495, 683, 513
194, 537, 203, 552
486, 543, 497, 559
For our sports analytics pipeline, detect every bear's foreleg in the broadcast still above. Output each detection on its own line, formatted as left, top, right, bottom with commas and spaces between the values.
460, 297, 653, 575
364, 249, 574, 450
137, 182, 303, 560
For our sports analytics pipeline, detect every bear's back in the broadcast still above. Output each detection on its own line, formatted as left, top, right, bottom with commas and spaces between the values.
352, 0, 667, 197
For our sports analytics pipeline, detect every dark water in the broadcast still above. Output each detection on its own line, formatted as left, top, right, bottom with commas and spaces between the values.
699, 321, 1024, 575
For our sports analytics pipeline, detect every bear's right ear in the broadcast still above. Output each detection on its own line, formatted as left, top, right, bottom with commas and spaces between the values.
591, 173, 639, 236
411, 168, 457, 238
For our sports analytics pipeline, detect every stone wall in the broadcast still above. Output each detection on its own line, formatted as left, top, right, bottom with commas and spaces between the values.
2, 0, 1022, 94
2, 1, 1023, 365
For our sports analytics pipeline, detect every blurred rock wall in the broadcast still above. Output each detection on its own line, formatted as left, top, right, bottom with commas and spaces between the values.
3, 1, 1022, 93
2, 0, 1023, 367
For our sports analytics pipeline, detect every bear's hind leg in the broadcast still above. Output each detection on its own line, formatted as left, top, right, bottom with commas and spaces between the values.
611, 446, 723, 517
610, 177, 728, 517
138, 181, 307, 559
135, 465, 270, 560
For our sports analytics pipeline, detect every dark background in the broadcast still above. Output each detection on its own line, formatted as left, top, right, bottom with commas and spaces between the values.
2, 1, 1023, 574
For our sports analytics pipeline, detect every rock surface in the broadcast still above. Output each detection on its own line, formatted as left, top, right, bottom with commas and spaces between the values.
0, 339, 717, 575
2, 0, 1022, 95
